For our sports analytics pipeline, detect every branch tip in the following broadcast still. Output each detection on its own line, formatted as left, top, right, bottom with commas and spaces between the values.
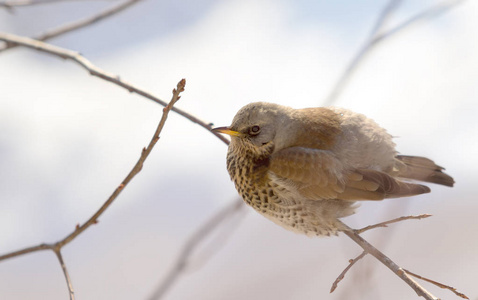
177, 78, 186, 91
330, 251, 367, 293
404, 269, 470, 299
356, 214, 433, 234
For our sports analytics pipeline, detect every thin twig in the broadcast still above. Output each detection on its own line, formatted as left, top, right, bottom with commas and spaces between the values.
340, 224, 438, 300
373, 0, 466, 45
355, 214, 432, 234
0, 0, 142, 52
0, 32, 230, 145
0, 242, 76, 299
0, 244, 51, 261
0, 0, 113, 9
148, 198, 244, 300
330, 251, 367, 293
323, 0, 402, 105
0, 79, 186, 262
0, 2, 467, 299
53, 249, 75, 300
323, 0, 465, 106
367, 0, 403, 40
404, 269, 469, 299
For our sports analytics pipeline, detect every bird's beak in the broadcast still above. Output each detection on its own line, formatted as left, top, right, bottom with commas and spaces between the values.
212, 126, 242, 137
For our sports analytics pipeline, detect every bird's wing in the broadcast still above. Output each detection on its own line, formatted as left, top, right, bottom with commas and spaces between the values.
269, 147, 430, 201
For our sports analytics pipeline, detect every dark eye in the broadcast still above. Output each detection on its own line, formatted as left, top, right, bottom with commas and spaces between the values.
249, 125, 261, 135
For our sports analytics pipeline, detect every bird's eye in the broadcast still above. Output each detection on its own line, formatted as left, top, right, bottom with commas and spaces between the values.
249, 125, 261, 135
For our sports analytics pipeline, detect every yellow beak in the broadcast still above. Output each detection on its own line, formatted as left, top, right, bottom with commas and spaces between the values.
212, 126, 242, 137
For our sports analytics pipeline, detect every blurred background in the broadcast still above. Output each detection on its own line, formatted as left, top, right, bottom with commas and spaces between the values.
0, 0, 477, 299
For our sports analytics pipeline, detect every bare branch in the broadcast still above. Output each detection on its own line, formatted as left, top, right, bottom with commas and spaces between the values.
340, 225, 469, 299
330, 251, 367, 293
0, 0, 114, 9
373, 0, 466, 44
58, 78, 186, 247
0, 243, 76, 299
0, 2, 467, 299
148, 198, 244, 300
367, 0, 403, 40
323, 0, 465, 106
404, 269, 470, 300
340, 224, 438, 300
355, 214, 432, 234
0, 0, 142, 52
53, 249, 75, 300
0, 79, 186, 262
0, 32, 230, 145
0, 244, 51, 261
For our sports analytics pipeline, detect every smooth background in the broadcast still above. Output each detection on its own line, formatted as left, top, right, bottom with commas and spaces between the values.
0, 1, 477, 299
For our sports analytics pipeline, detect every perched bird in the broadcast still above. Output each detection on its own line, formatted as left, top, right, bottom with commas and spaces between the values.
213, 102, 454, 237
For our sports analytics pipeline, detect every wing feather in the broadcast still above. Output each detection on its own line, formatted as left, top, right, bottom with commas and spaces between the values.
270, 147, 431, 201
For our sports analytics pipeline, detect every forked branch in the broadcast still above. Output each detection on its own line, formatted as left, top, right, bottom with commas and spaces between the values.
334, 220, 469, 300
324, 0, 466, 105
355, 214, 432, 234
341, 226, 438, 300
0, 79, 186, 297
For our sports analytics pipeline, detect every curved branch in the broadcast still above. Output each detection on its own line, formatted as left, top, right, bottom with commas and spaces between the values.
0, 32, 230, 145
0, 79, 186, 262
323, 0, 465, 106
148, 198, 244, 300
340, 226, 438, 300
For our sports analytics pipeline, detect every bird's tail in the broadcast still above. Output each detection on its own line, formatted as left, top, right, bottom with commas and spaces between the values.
395, 155, 455, 187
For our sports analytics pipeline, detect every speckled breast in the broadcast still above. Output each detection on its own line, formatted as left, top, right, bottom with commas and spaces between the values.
226, 148, 340, 236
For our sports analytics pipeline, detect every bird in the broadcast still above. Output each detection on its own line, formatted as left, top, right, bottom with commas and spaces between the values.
212, 102, 454, 237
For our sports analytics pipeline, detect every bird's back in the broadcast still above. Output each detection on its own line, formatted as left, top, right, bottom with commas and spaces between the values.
326, 107, 398, 173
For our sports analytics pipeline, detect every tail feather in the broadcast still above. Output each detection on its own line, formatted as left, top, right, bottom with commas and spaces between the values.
396, 155, 454, 187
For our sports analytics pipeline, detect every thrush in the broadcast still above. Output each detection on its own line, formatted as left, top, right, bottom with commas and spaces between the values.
213, 102, 454, 236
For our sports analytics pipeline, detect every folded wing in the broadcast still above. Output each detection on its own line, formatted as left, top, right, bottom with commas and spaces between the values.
269, 147, 430, 201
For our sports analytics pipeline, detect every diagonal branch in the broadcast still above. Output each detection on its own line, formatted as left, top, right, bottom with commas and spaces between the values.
366, 0, 404, 40
53, 249, 75, 300
340, 225, 439, 300
0, 79, 186, 262
0, 32, 230, 145
148, 198, 244, 300
0, 0, 142, 52
0, 0, 111, 9
373, 0, 466, 45
323, 0, 465, 106
58, 79, 186, 248
330, 251, 367, 293
404, 269, 469, 299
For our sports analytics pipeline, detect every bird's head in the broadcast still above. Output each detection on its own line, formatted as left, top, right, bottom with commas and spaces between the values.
213, 102, 291, 155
